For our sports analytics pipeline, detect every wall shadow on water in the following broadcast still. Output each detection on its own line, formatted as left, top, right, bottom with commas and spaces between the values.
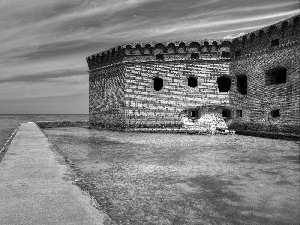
162, 174, 296, 225
43, 127, 299, 225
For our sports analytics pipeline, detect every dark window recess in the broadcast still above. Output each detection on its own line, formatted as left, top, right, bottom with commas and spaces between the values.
222, 51, 231, 58
189, 109, 199, 119
293, 16, 300, 31
236, 110, 242, 118
191, 53, 199, 59
235, 50, 241, 57
222, 109, 231, 119
188, 76, 198, 87
217, 76, 231, 92
258, 30, 264, 42
265, 67, 286, 85
191, 110, 196, 118
156, 54, 164, 60
270, 39, 279, 47
271, 109, 280, 118
236, 75, 247, 95
242, 37, 247, 47
153, 77, 163, 91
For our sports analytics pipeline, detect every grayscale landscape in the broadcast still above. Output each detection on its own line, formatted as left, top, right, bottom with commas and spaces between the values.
0, 0, 299, 224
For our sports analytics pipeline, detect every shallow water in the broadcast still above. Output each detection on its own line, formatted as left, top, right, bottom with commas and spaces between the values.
44, 127, 300, 225
0, 114, 88, 149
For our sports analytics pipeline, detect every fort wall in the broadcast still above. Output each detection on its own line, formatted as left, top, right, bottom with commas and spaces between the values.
89, 64, 126, 128
87, 14, 300, 136
86, 39, 231, 69
229, 45, 300, 133
231, 15, 300, 59
123, 60, 230, 128
229, 14, 300, 135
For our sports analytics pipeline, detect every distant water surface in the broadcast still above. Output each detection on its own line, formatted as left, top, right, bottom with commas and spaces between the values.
0, 114, 88, 149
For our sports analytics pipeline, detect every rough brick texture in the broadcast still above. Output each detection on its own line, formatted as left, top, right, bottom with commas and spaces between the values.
123, 61, 230, 128
87, 14, 300, 135
229, 14, 300, 135
89, 64, 126, 128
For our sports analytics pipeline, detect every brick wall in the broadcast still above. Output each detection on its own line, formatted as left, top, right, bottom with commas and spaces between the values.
229, 45, 300, 134
229, 14, 300, 135
89, 64, 126, 128
123, 60, 230, 128
87, 14, 300, 135
87, 39, 231, 70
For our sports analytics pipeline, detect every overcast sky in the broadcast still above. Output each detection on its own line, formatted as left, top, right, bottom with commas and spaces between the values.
0, 0, 299, 114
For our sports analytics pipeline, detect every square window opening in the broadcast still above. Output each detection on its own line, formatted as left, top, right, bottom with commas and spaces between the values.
265, 67, 286, 85
191, 53, 199, 60
221, 51, 231, 58
217, 76, 231, 92
270, 39, 279, 47
235, 50, 241, 57
188, 109, 199, 120
271, 109, 280, 118
188, 76, 198, 88
222, 109, 231, 119
156, 54, 164, 60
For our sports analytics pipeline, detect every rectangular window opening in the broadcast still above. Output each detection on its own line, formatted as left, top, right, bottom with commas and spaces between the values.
235, 50, 241, 57
156, 54, 164, 60
191, 53, 199, 60
222, 109, 231, 119
188, 109, 199, 120
236, 75, 247, 95
221, 51, 231, 58
236, 110, 242, 118
270, 39, 279, 47
191, 110, 196, 118
265, 67, 286, 85
271, 109, 280, 118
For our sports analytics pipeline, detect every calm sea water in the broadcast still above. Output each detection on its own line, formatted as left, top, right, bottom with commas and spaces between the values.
43, 127, 299, 224
0, 114, 88, 149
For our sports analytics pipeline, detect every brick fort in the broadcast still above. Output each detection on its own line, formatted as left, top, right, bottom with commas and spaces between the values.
86, 14, 300, 136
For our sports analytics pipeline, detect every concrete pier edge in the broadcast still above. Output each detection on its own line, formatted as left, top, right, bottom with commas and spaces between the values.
37, 123, 119, 225
0, 123, 20, 162
39, 124, 130, 225
0, 122, 112, 225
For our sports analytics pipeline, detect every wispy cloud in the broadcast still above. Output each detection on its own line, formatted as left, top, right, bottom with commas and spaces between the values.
0, 75, 87, 101
0, 69, 85, 83
0, 0, 299, 113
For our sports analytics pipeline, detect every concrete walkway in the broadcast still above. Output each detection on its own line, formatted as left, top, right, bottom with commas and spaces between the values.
0, 123, 106, 225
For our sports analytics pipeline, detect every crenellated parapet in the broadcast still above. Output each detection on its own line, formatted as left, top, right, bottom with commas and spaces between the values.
231, 14, 300, 59
86, 46, 125, 70
86, 14, 300, 70
86, 39, 232, 70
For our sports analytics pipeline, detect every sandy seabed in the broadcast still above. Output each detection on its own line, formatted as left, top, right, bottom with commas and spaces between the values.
43, 127, 300, 225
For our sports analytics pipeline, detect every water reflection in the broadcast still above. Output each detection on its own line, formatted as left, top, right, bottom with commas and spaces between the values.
43, 127, 300, 225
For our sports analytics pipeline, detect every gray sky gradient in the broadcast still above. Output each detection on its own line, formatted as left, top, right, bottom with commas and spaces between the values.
0, 0, 299, 114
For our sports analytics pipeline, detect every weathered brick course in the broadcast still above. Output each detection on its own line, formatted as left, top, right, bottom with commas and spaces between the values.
229, 14, 300, 135
87, 14, 300, 135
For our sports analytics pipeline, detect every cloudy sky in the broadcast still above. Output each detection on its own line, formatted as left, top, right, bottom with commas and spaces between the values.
0, 0, 299, 114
